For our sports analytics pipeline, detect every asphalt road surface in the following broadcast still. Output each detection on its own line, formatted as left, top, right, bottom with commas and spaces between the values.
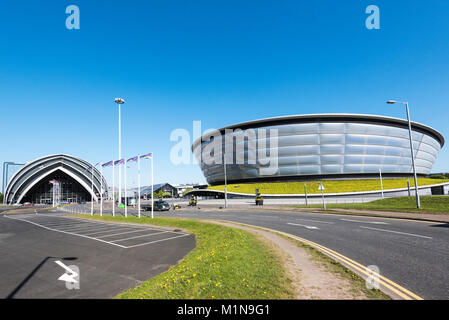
148, 207, 449, 300
0, 209, 195, 298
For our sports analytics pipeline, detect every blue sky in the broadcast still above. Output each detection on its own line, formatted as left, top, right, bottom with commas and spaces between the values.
1, 0, 449, 188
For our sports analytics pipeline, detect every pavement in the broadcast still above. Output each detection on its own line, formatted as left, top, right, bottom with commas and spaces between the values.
0, 208, 195, 298
84, 201, 449, 300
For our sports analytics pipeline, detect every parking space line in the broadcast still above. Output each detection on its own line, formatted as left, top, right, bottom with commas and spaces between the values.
82, 227, 137, 236
4, 215, 127, 248
41, 214, 164, 231
56, 224, 126, 231
51, 224, 106, 231
111, 231, 171, 242
97, 229, 157, 238
124, 234, 192, 248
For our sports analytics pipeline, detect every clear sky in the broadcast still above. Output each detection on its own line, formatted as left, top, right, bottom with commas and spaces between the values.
1, 0, 449, 188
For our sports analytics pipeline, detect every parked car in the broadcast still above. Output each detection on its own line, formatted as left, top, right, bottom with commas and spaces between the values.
141, 200, 170, 211
23, 202, 33, 206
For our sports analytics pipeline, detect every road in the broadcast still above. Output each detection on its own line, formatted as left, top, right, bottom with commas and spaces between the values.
0, 208, 195, 298
81, 202, 449, 300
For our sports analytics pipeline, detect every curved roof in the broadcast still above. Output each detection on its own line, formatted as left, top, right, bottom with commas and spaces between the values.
4, 154, 108, 204
192, 113, 445, 150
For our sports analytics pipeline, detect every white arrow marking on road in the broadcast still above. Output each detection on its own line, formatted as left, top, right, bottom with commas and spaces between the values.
287, 222, 319, 230
55, 260, 79, 283
340, 218, 388, 225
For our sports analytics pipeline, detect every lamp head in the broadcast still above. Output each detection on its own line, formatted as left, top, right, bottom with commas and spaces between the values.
114, 98, 125, 104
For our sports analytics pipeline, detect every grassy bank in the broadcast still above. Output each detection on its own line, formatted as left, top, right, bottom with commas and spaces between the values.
208, 178, 449, 194
78, 215, 294, 299
292, 196, 449, 214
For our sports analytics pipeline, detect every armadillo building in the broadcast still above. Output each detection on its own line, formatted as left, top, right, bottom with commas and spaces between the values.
4, 154, 107, 204
192, 114, 444, 185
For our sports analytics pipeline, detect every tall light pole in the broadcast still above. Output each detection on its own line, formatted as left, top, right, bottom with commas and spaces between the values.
114, 97, 125, 207
386, 100, 420, 209
223, 153, 227, 208
379, 169, 384, 199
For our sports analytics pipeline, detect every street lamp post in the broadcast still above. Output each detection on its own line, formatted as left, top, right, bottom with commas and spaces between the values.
114, 98, 125, 208
379, 169, 384, 199
386, 100, 420, 209
223, 153, 227, 208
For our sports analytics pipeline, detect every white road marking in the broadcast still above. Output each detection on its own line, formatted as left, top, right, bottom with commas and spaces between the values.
4, 215, 127, 248
110, 231, 171, 242
359, 226, 432, 239
4, 215, 191, 248
97, 229, 153, 238
56, 226, 122, 233
295, 218, 334, 224
54, 224, 120, 232
287, 222, 319, 230
82, 227, 138, 236
249, 215, 279, 219
341, 218, 389, 225
125, 234, 191, 248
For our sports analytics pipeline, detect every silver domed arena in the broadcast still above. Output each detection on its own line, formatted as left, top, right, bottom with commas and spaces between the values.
192, 114, 444, 185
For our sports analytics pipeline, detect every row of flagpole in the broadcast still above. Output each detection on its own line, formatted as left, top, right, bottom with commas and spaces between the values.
88, 152, 153, 219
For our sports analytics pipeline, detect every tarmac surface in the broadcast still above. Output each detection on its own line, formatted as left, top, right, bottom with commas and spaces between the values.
0, 209, 195, 298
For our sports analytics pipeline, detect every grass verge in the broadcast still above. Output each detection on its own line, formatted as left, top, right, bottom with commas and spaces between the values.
291, 196, 449, 214
208, 178, 449, 194
77, 214, 295, 299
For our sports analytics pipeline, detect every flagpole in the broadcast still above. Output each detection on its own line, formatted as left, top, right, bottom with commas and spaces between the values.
112, 161, 115, 217
100, 163, 103, 216
138, 155, 141, 218
125, 160, 127, 218
151, 154, 154, 219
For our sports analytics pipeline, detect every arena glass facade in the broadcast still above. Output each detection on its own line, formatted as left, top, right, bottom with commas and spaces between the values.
4, 154, 107, 204
192, 114, 444, 185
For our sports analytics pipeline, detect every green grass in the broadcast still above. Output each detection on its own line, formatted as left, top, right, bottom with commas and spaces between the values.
208, 178, 449, 195
292, 196, 449, 214
77, 215, 294, 299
